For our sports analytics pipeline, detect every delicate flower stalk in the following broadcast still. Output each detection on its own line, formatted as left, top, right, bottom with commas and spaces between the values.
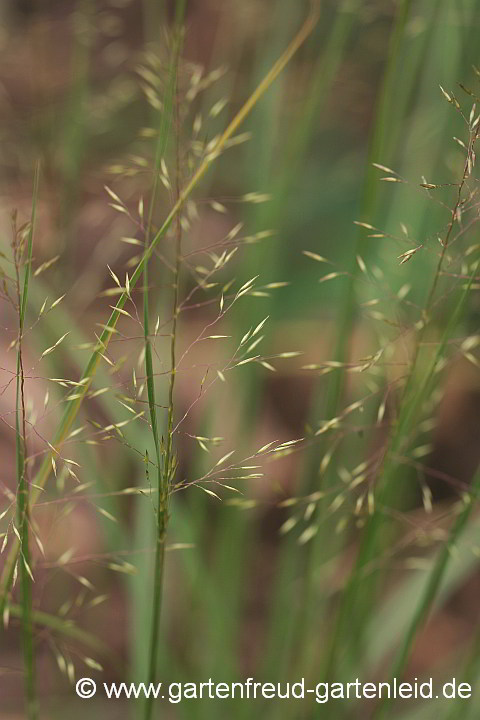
324, 102, 480, 686
14, 163, 40, 720
143, 4, 184, 719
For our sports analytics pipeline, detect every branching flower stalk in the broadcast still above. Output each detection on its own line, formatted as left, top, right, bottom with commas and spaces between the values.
13, 164, 40, 720
394, 110, 480, 417
324, 102, 480, 683
0, 2, 320, 616
143, 4, 184, 718
145, 88, 183, 720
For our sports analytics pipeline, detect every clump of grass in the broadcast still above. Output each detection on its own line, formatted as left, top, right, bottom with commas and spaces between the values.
0, 4, 320, 716
2, 5, 480, 719
290, 77, 480, 711
334, 88, 480, 668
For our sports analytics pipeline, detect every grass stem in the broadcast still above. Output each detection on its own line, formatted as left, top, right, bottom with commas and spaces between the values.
14, 163, 40, 720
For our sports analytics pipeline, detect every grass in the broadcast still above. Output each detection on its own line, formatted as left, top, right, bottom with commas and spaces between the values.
142, 4, 185, 717
1, 2, 480, 719
260, 0, 418, 687
1, 3, 319, 716
323, 110, 480, 682
13, 162, 40, 720
0, 0, 319, 613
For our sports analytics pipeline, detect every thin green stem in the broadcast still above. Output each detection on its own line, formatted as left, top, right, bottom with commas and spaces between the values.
143, 3, 185, 718
144, 93, 183, 720
14, 163, 40, 720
